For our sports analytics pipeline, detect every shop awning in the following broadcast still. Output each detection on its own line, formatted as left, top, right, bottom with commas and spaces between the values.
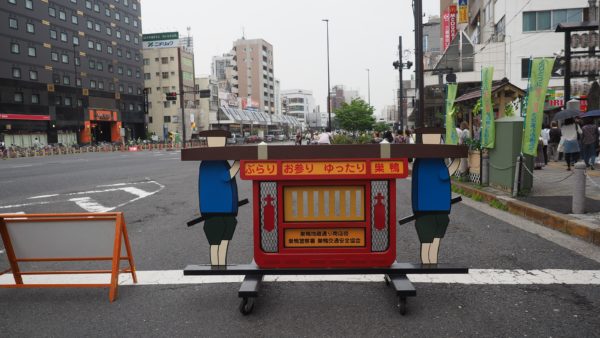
454, 78, 525, 103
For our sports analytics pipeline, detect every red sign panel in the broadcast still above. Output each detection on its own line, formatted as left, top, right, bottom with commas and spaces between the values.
449, 5, 458, 44
0, 114, 50, 121
442, 8, 450, 51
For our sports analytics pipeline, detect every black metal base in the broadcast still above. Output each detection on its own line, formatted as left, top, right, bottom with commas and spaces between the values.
183, 261, 469, 316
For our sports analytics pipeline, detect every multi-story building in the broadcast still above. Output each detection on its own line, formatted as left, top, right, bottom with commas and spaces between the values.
231, 38, 275, 114
431, 0, 592, 104
0, 0, 145, 147
143, 32, 197, 141
211, 52, 234, 91
330, 85, 360, 112
281, 89, 317, 129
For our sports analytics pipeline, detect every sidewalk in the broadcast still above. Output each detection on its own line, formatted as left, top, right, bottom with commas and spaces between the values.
452, 159, 600, 247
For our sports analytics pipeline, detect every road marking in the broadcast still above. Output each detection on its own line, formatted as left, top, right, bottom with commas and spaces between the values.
69, 197, 112, 213
0, 181, 165, 212
28, 194, 60, 199
1, 269, 598, 286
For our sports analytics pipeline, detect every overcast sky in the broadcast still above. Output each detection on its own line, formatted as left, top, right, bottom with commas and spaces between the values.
141, 0, 440, 117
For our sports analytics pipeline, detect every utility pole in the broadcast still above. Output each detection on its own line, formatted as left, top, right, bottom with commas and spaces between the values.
366, 68, 371, 106
414, 0, 425, 130
177, 47, 186, 147
323, 19, 332, 129
398, 36, 403, 132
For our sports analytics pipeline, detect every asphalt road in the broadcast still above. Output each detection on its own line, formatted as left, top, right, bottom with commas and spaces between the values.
1, 149, 599, 337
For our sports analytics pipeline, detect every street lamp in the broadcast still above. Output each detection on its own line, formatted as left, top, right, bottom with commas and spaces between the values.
366, 68, 371, 106
322, 19, 331, 129
393, 36, 413, 133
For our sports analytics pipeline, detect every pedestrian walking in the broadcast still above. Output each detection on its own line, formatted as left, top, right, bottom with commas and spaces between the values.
581, 118, 598, 169
541, 124, 550, 165
295, 131, 302, 145
561, 118, 582, 170
548, 121, 561, 161
317, 127, 333, 144
458, 121, 470, 145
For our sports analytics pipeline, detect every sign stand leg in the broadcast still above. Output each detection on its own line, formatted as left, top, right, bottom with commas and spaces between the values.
386, 274, 417, 315
120, 214, 138, 283
0, 220, 23, 284
108, 218, 124, 302
238, 274, 262, 315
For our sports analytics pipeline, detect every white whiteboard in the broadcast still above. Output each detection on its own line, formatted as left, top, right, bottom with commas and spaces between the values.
6, 220, 127, 259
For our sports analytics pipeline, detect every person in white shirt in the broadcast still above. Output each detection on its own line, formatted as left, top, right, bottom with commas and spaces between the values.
541, 124, 550, 165
317, 127, 333, 144
560, 118, 582, 170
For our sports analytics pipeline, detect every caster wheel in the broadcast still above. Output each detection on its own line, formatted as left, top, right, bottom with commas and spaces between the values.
397, 296, 407, 316
239, 297, 254, 315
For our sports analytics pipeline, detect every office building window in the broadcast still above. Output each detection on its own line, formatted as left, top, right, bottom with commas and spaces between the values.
49, 7, 56, 17
143, 58, 149, 65
107, 46, 113, 54
144, 73, 150, 80
163, 115, 171, 122
109, 83, 114, 91
26, 23, 35, 33
31, 93, 39, 103
116, 31, 121, 39
89, 60, 95, 69
118, 66, 123, 74
85, 1, 91, 9
75, 56, 80, 66
28, 46, 36, 57
14, 92, 23, 103
59, 11, 66, 21
63, 75, 70, 85
61, 54, 69, 63
523, 9, 583, 32
162, 72, 169, 79
117, 48, 122, 57
161, 57, 168, 64
12, 67, 21, 78
98, 81, 104, 89
51, 52, 58, 61
76, 78, 82, 87
72, 15, 78, 24
119, 84, 124, 92
126, 50, 131, 59
115, 12, 120, 20
77, 98, 82, 107
133, 20, 138, 27
124, 16, 129, 24
25, 0, 33, 9
134, 36, 138, 44
90, 80, 96, 88
105, 8, 110, 17
87, 40, 93, 49
106, 27, 111, 35
9, 18, 17, 29
8, 0, 16, 4
93, 4, 99, 12
128, 86, 132, 94
95, 23, 100, 32
71, 0, 77, 3
60, 32, 67, 42
10, 42, 19, 54
127, 68, 132, 77
30, 70, 38, 80
50, 29, 57, 39
54, 96, 61, 104
64, 97, 72, 106
87, 20, 93, 29
96, 42, 101, 51
73, 36, 79, 46
125, 34, 130, 42
97, 62, 103, 71
108, 64, 113, 72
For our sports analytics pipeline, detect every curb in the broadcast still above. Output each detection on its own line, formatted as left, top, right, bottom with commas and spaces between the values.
452, 180, 600, 247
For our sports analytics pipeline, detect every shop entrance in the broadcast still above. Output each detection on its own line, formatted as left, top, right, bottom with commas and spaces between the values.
92, 121, 112, 143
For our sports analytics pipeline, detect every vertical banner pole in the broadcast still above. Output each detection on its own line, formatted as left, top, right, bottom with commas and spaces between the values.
109, 216, 124, 302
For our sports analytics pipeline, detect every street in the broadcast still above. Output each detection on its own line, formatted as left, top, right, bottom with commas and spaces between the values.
1, 150, 600, 337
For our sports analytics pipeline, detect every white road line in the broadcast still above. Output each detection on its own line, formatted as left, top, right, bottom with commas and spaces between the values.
69, 197, 111, 213
96, 183, 128, 187
28, 194, 60, 199
0, 201, 52, 209
0, 269, 599, 286
119, 187, 154, 199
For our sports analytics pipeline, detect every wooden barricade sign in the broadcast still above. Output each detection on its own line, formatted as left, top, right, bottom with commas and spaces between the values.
0, 212, 137, 302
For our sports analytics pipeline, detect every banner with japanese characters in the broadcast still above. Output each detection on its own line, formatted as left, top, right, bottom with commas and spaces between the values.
445, 83, 459, 145
521, 58, 555, 156
480, 67, 495, 149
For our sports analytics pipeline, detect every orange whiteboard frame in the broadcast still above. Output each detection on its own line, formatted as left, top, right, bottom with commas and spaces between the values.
0, 212, 137, 302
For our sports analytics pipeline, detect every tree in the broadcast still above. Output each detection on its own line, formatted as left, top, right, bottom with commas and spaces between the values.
373, 121, 390, 133
334, 98, 376, 134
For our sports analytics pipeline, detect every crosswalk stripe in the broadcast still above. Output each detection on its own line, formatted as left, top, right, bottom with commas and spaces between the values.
0, 269, 599, 286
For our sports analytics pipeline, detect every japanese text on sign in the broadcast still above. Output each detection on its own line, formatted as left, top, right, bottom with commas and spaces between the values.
370, 161, 405, 175
284, 228, 365, 248
282, 161, 366, 176
243, 162, 278, 176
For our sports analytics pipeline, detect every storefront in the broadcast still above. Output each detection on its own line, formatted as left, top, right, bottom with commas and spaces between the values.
80, 109, 122, 144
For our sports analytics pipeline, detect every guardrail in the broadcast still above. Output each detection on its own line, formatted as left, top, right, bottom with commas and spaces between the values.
0, 140, 207, 159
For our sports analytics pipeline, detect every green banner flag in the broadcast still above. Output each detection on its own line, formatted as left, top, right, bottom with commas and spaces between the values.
445, 83, 459, 145
521, 58, 555, 156
480, 67, 495, 149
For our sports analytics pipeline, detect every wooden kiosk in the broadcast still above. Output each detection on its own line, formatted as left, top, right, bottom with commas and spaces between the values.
183, 143, 468, 315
